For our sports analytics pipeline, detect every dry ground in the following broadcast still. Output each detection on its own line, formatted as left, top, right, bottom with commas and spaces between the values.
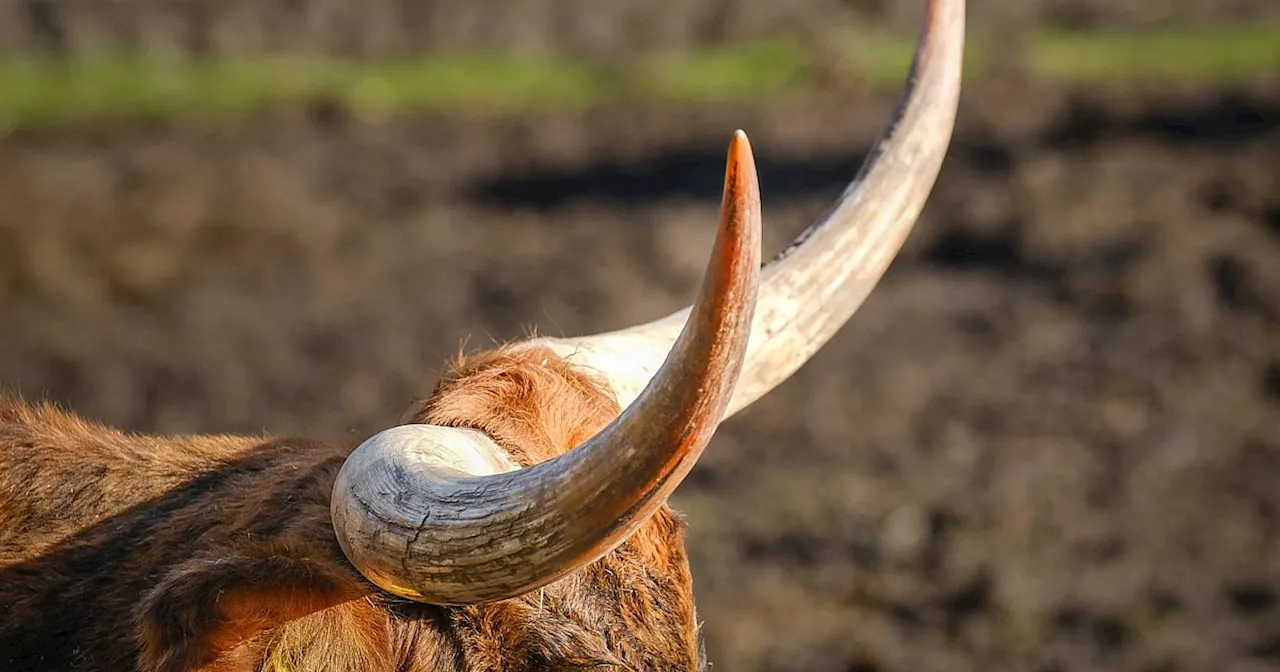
2, 0, 1278, 57
1, 74, 1279, 670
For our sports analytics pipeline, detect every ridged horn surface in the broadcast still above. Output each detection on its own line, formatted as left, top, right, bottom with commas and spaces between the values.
331, 132, 762, 604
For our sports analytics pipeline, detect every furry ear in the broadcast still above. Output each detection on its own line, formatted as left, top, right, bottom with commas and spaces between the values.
133, 541, 370, 672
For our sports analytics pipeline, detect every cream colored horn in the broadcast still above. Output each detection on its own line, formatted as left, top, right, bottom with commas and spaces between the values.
331, 132, 762, 604
532, 0, 965, 418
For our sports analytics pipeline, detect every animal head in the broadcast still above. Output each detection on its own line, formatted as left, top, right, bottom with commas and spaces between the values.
0, 1, 963, 670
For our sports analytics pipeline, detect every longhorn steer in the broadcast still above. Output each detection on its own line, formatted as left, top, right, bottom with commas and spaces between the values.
0, 1, 964, 669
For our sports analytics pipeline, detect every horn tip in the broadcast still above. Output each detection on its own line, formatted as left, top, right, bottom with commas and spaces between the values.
725, 129, 757, 187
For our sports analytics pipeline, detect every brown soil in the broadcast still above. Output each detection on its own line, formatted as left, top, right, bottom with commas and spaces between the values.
3, 0, 1278, 58
2, 77, 1279, 671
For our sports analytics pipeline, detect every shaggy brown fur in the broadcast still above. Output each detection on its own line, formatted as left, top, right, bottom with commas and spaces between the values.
0, 345, 705, 671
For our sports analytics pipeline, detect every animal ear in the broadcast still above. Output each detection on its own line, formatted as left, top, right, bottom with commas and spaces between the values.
134, 541, 369, 672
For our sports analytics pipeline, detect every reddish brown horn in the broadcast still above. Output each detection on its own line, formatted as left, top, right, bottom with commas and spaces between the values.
330, 131, 762, 604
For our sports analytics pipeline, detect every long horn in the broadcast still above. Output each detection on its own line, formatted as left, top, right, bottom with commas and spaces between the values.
531, 0, 965, 417
331, 132, 761, 604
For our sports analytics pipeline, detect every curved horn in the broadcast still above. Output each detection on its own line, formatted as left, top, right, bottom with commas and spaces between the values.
532, 0, 965, 417
331, 132, 762, 604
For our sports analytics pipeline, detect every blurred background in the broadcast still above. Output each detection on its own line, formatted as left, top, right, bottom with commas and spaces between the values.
1, 1, 1278, 670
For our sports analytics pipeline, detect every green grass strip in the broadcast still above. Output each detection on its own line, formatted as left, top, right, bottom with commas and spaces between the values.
1031, 24, 1280, 81
0, 24, 1276, 128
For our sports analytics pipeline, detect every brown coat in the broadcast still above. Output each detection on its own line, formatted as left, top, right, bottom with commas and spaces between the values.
1, 345, 704, 671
